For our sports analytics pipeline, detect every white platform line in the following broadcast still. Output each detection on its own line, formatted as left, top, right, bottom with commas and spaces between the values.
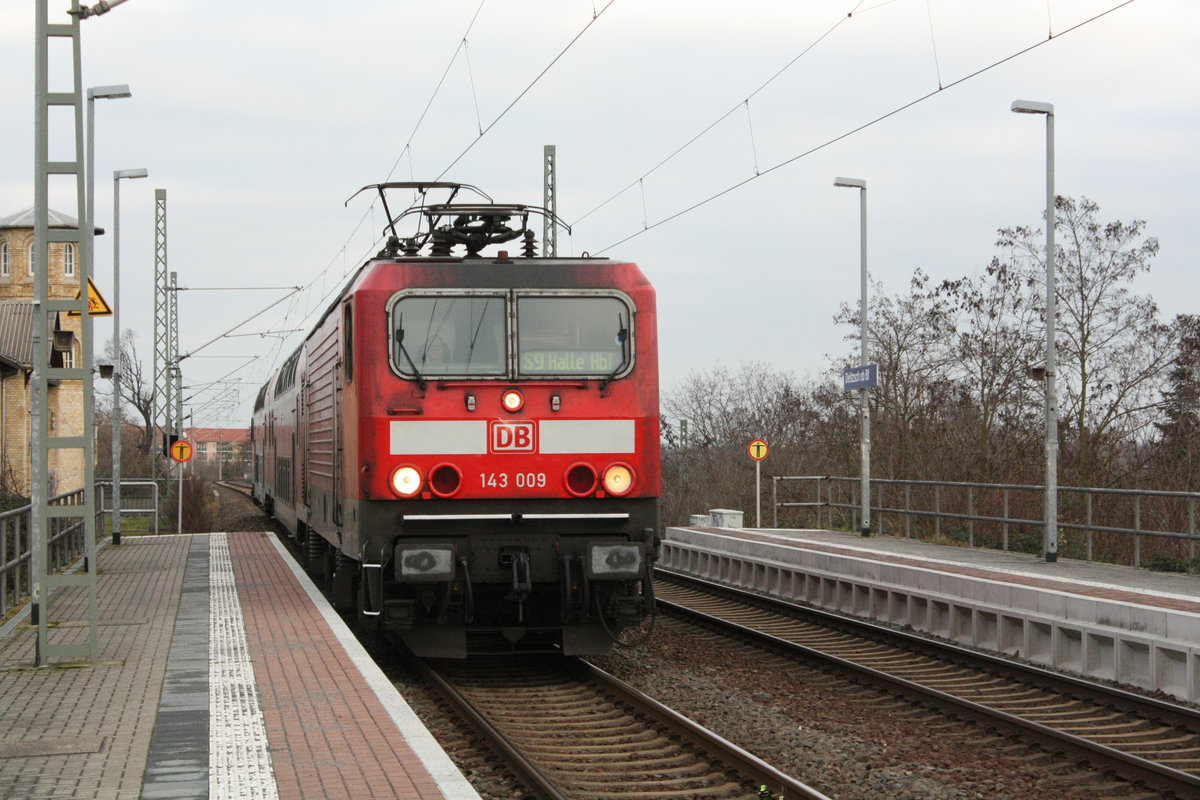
209, 533, 279, 800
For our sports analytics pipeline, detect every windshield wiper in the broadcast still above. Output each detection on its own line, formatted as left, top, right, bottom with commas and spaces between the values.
599, 312, 629, 392
394, 318, 427, 389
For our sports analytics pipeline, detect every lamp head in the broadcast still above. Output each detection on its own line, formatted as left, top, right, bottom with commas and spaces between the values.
834, 177, 866, 189
1011, 99, 1053, 115
115, 168, 149, 180
87, 84, 132, 100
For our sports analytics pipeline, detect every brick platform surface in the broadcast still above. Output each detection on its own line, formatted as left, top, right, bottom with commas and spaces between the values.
0, 533, 477, 800
0, 535, 191, 800
229, 531, 469, 800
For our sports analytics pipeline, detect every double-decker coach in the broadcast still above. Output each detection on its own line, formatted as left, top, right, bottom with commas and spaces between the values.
252, 183, 659, 657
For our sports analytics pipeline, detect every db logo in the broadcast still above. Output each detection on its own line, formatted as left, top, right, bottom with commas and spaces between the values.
490, 421, 536, 453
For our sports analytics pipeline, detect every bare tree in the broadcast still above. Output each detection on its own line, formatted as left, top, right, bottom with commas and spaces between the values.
101, 330, 156, 462
996, 196, 1168, 485
1151, 314, 1200, 491
935, 261, 1044, 481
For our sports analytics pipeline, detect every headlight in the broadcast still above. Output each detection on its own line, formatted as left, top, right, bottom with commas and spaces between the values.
395, 544, 456, 582
390, 465, 423, 498
501, 389, 524, 412
601, 463, 635, 496
585, 543, 643, 579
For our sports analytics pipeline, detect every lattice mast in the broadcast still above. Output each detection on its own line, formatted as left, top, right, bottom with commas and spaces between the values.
543, 145, 557, 257
153, 189, 171, 480
31, 0, 99, 664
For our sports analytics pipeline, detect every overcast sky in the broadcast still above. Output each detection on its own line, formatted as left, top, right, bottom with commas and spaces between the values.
2, 0, 1196, 429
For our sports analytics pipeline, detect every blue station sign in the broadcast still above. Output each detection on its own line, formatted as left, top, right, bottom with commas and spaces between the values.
843, 363, 878, 391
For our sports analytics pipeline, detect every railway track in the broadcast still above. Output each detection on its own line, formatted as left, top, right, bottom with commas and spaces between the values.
413, 654, 832, 800
654, 570, 1200, 799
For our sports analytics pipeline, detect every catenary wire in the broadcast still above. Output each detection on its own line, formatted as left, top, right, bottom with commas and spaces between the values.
591, 0, 1138, 255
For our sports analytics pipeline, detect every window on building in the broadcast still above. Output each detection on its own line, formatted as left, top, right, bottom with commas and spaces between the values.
27, 242, 35, 276
62, 343, 75, 369
0, 241, 9, 276
64, 243, 75, 276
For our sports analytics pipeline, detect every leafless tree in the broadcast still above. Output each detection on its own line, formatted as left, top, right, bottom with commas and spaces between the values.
995, 196, 1167, 485
100, 331, 156, 465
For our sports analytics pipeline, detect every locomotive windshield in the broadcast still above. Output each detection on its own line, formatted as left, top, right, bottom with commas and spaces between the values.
390, 291, 634, 380
516, 295, 628, 377
392, 295, 507, 377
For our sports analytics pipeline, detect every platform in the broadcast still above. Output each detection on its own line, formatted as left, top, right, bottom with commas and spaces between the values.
660, 525, 1200, 702
0, 531, 479, 800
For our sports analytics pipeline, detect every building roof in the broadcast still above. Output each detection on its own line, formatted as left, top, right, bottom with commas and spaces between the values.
0, 301, 35, 366
0, 300, 65, 368
0, 208, 80, 230
187, 427, 250, 444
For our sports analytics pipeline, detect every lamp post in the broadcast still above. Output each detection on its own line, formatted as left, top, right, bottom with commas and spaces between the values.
1011, 99, 1058, 563
834, 177, 871, 537
112, 167, 148, 545
85, 85, 131, 280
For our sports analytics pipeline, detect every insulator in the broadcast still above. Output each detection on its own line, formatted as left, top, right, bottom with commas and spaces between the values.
429, 229, 453, 257
377, 235, 402, 258
522, 229, 537, 258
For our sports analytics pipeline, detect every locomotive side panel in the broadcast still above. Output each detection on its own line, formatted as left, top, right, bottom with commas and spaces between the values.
303, 316, 341, 541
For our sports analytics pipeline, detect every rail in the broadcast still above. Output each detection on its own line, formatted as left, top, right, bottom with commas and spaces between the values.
772, 475, 1199, 572
1, 480, 159, 620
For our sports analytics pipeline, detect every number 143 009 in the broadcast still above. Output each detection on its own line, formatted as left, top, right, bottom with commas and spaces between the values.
479, 472, 547, 489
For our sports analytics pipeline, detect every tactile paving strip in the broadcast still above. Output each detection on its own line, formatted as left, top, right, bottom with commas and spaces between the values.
209, 533, 279, 800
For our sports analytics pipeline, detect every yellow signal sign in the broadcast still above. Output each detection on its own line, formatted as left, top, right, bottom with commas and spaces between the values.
170, 439, 194, 463
67, 277, 114, 317
748, 439, 769, 461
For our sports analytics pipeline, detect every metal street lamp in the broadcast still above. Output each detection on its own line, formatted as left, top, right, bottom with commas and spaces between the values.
85, 85, 131, 279
1011, 98, 1058, 563
834, 176, 871, 537
112, 167, 148, 546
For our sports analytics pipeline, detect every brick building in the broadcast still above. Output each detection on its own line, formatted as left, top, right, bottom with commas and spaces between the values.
185, 427, 251, 479
0, 208, 87, 495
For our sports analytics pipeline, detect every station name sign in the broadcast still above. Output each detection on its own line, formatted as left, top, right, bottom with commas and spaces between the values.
843, 363, 878, 391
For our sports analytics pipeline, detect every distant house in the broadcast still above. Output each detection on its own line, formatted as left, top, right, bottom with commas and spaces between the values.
0, 208, 87, 496
186, 427, 251, 478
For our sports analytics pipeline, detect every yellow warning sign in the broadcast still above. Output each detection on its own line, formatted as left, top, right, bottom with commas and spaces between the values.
68, 277, 114, 317
748, 439, 769, 461
170, 439, 194, 463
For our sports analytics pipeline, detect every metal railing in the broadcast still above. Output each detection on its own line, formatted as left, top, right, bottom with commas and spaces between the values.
1, 480, 161, 621
95, 479, 161, 536
772, 475, 1199, 573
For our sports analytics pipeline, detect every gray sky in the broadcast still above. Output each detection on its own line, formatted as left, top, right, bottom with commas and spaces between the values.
2, 0, 1196, 429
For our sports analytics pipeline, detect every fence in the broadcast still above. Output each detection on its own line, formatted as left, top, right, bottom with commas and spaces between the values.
772, 475, 1199, 573
0, 480, 161, 621
95, 479, 161, 535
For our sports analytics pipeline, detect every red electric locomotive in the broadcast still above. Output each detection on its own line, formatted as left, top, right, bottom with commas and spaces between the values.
252, 183, 660, 657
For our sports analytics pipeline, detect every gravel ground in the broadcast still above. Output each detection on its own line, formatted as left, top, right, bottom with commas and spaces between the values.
213, 483, 274, 531
589, 616, 1155, 800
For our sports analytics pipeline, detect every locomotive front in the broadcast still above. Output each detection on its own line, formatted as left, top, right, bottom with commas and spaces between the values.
340, 187, 660, 657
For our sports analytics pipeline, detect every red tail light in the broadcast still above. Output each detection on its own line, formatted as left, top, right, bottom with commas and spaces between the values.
564, 463, 598, 497
429, 463, 463, 497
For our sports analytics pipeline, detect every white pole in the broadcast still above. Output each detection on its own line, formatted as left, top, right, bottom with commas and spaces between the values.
1012, 100, 1058, 562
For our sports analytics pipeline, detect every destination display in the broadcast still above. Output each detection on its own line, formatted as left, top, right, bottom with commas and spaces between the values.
520, 349, 619, 375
